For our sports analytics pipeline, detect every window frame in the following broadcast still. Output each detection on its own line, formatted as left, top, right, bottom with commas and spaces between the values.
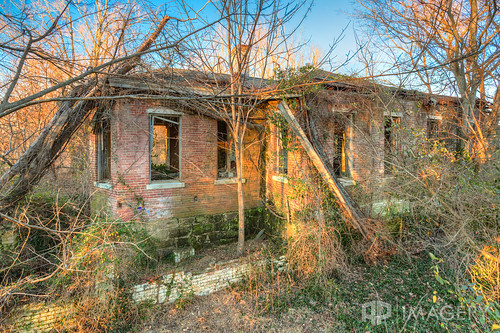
96, 117, 111, 183
216, 120, 237, 179
332, 115, 352, 178
384, 116, 401, 175
426, 115, 442, 141
148, 113, 182, 183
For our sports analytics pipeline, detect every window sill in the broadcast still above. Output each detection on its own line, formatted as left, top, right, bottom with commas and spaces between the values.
146, 181, 185, 190
272, 175, 288, 184
214, 178, 246, 185
94, 182, 112, 190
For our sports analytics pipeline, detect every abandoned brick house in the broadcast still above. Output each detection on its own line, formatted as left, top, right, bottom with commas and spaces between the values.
90, 69, 464, 249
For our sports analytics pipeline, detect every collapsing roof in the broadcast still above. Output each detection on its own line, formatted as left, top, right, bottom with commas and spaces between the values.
105, 67, 476, 111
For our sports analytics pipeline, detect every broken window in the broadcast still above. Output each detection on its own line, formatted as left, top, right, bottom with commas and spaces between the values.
277, 128, 289, 175
384, 116, 401, 175
427, 118, 440, 140
150, 115, 180, 181
96, 118, 111, 182
217, 120, 236, 178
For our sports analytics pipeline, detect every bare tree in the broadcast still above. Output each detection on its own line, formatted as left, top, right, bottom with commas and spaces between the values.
0, 1, 222, 211
164, 0, 312, 255
358, 0, 500, 163
0, 0, 141, 187
0, 0, 237, 312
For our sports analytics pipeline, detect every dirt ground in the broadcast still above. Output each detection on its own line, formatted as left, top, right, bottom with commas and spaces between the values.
138, 289, 342, 333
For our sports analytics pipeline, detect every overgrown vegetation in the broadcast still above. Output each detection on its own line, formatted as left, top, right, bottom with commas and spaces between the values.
240, 252, 498, 332
235, 98, 499, 331
0, 181, 163, 330
1, 131, 499, 332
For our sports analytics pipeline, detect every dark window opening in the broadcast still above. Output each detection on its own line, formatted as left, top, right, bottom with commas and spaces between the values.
277, 128, 289, 175
384, 116, 400, 175
217, 120, 236, 178
427, 118, 440, 140
96, 119, 111, 182
332, 120, 348, 177
150, 115, 180, 181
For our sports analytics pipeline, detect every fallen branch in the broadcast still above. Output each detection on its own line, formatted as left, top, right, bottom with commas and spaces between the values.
278, 101, 369, 238
0, 16, 171, 212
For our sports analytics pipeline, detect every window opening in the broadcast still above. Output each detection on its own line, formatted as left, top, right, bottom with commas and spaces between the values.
217, 120, 236, 178
150, 115, 180, 181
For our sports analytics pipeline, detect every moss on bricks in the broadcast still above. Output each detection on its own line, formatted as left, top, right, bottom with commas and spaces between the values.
217, 238, 234, 245
143, 207, 272, 251
225, 212, 238, 221
171, 226, 191, 239
224, 229, 239, 239
190, 221, 214, 235
90, 191, 111, 217
223, 220, 239, 232
176, 236, 191, 248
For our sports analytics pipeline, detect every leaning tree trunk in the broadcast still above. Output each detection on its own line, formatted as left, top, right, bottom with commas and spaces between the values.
0, 88, 97, 210
0, 16, 170, 212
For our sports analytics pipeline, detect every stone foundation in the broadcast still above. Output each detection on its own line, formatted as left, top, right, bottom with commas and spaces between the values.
146, 207, 274, 250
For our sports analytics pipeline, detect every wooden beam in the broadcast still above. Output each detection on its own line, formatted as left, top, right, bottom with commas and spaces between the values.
278, 101, 368, 238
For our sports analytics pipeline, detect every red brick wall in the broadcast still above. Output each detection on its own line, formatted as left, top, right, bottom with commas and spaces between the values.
265, 121, 322, 216
264, 97, 457, 215
91, 100, 262, 221
91, 95, 458, 222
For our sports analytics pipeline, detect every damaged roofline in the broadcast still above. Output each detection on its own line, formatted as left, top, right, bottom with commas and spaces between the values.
107, 68, 488, 110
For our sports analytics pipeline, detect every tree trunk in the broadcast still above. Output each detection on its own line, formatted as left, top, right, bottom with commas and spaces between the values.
0, 90, 97, 210
278, 101, 368, 238
235, 134, 245, 256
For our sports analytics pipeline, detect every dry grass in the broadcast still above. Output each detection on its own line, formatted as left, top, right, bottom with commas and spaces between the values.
469, 239, 500, 302
284, 216, 347, 281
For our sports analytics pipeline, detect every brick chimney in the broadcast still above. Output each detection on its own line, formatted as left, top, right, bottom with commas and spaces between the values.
230, 44, 250, 76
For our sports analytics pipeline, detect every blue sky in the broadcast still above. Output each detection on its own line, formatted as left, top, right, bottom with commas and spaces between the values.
295, 0, 359, 62
151, 0, 361, 71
